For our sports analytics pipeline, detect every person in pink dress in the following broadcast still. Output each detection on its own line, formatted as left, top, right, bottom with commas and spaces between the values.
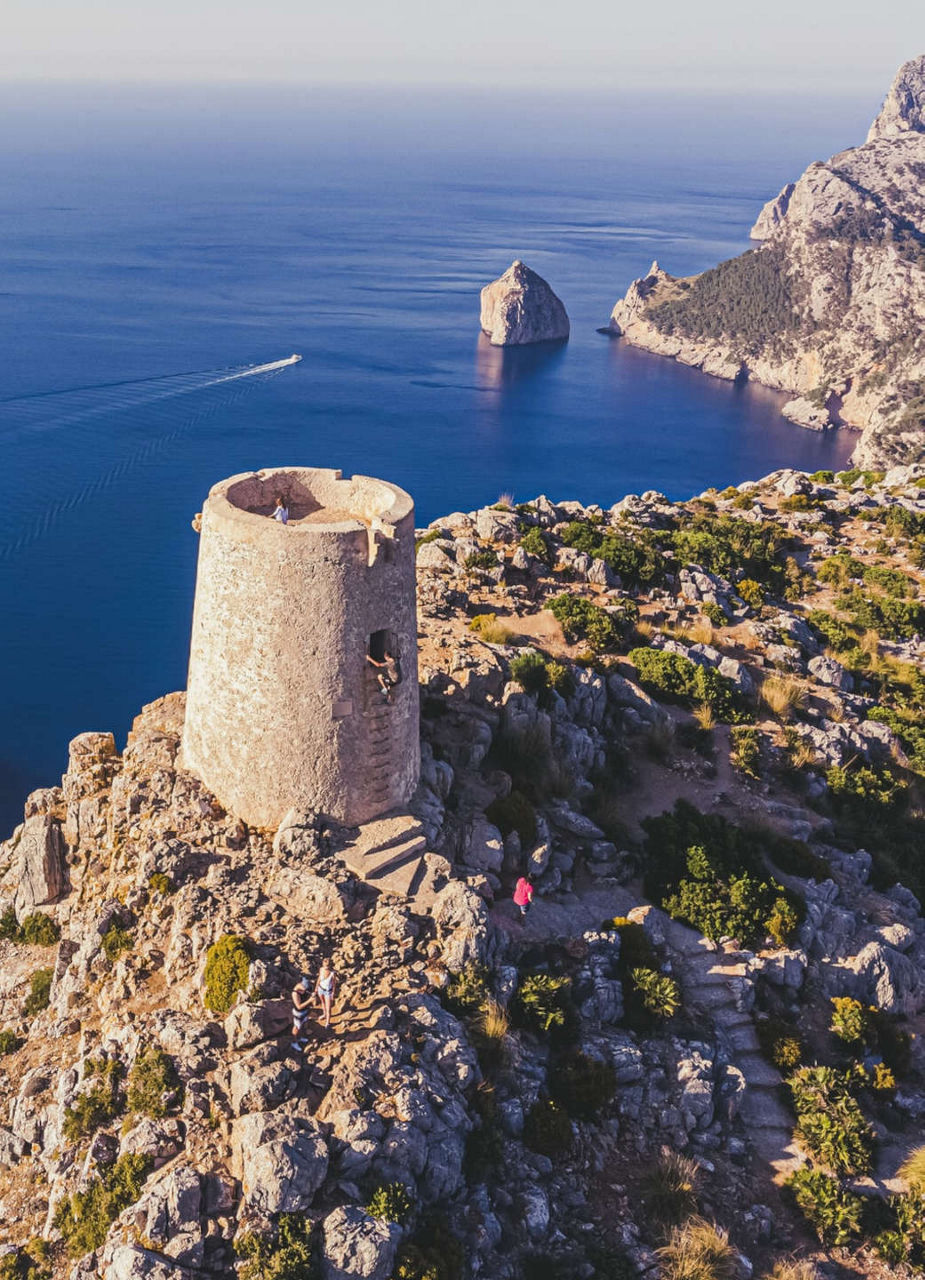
513, 875, 534, 919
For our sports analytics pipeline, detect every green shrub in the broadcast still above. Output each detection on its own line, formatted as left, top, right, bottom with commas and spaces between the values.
0, 1242, 51, 1280
18, 914, 60, 947
127, 1044, 179, 1118
366, 1181, 413, 1225
756, 1018, 803, 1071
62, 1057, 123, 1142
779, 493, 816, 513
510, 650, 549, 695
829, 997, 869, 1045
101, 921, 133, 963
0, 1028, 22, 1055
443, 963, 491, 1018
549, 1051, 617, 1119
0, 907, 18, 941
549, 594, 631, 652
702, 602, 726, 626
523, 1099, 572, 1156
559, 520, 666, 587
237, 1214, 317, 1280
392, 1213, 464, 1280
628, 648, 749, 723
148, 872, 173, 896
514, 972, 573, 1036
810, 470, 835, 483
630, 968, 681, 1018
642, 802, 800, 947
484, 790, 537, 848
788, 1066, 875, 1175
670, 509, 793, 594
203, 934, 251, 1013
730, 726, 761, 778
816, 553, 863, 587
464, 549, 498, 571
786, 1168, 863, 1245
519, 526, 552, 565
55, 1153, 152, 1256
23, 967, 53, 1016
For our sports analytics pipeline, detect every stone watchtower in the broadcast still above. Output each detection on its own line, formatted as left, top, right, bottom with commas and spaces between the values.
180, 467, 419, 829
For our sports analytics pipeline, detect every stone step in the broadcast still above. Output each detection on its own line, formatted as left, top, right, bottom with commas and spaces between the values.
724, 1025, 760, 1052
343, 834, 427, 881
713, 1007, 753, 1030
685, 984, 736, 1010
353, 814, 426, 856
736, 1053, 782, 1088
372, 855, 427, 899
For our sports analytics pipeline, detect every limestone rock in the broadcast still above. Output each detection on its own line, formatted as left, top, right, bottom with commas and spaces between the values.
13, 814, 66, 917
868, 53, 925, 141
232, 1110, 329, 1215
321, 1206, 401, 1280
480, 260, 569, 346
843, 940, 925, 1015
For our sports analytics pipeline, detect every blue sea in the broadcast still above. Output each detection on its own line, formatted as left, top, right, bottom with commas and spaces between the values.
0, 84, 874, 829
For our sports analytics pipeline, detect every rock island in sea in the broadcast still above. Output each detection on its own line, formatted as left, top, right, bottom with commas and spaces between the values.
2, 461, 925, 1278
480, 259, 570, 346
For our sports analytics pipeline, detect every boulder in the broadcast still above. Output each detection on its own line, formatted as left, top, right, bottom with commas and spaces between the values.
843, 941, 925, 1015
807, 655, 854, 692
232, 1110, 329, 1214
268, 866, 354, 924
13, 815, 66, 917
321, 1206, 401, 1280
430, 881, 490, 972
105, 1246, 191, 1280
480, 260, 569, 346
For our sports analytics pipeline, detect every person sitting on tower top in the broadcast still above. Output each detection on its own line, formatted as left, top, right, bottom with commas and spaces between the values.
272, 494, 289, 524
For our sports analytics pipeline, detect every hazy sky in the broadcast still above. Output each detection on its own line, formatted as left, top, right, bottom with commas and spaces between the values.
2, 0, 922, 93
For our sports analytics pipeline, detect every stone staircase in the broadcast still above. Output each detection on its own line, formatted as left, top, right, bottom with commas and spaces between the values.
364, 676, 394, 812
665, 918, 803, 1181
337, 812, 431, 901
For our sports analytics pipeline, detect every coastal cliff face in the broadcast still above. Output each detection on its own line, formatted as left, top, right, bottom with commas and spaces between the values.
4, 473, 925, 1279
609, 54, 925, 469
480, 260, 570, 346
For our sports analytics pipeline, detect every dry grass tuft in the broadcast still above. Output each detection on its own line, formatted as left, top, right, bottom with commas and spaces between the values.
687, 619, 715, 646
496, 491, 515, 510
763, 1261, 819, 1280
469, 614, 516, 645
898, 1144, 925, 1192
789, 740, 819, 771
477, 999, 509, 1042
656, 1218, 739, 1280
761, 674, 804, 719
643, 1150, 701, 1231
635, 618, 655, 641
692, 703, 716, 732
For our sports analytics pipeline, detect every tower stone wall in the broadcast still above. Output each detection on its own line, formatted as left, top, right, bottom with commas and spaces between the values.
180, 467, 420, 828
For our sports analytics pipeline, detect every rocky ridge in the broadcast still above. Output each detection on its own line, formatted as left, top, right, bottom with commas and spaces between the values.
4, 468, 925, 1278
608, 54, 925, 469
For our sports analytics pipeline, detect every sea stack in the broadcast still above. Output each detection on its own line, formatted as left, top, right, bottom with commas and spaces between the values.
480, 259, 570, 345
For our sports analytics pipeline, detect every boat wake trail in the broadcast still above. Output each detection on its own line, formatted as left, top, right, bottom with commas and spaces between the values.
0, 354, 301, 562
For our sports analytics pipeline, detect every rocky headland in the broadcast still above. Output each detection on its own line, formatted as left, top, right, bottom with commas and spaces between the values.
480, 261, 570, 346
608, 54, 925, 470
5, 466, 925, 1279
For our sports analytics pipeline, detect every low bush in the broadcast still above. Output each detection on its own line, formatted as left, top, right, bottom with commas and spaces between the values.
366, 1181, 414, 1225
101, 921, 133, 963
788, 1066, 875, 1176
54, 1152, 153, 1256
519, 525, 553, 566
509, 649, 548, 694
391, 1213, 464, 1280
702, 602, 726, 626
786, 1168, 862, 1245
237, 1214, 317, 1280
0, 1028, 22, 1055
630, 968, 681, 1018
829, 996, 868, 1046
523, 1098, 572, 1156
203, 934, 251, 1013
560, 519, 666, 587
127, 1044, 180, 1118
549, 1051, 617, 1119
62, 1057, 123, 1142
656, 1218, 739, 1280
756, 1018, 804, 1071
148, 871, 174, 896
514, 972, 574, 1037
670, 508, 795, 596
730, 726, 761, 777
464, 549, 498, 571
0, 1242, 51, 1280
485, 789, 537, 848
0, 907, 17, 941
549, 594, 632, 652
23, 967, 53, 1016
443, 963, 491, 1018
18, 914, 60, 947
629, 648, 749, 723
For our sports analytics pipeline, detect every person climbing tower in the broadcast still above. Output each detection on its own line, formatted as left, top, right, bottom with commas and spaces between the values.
367, 645, 401, 703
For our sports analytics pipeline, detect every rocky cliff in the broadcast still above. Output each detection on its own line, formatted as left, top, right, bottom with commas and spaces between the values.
608, 54, 925, 470
480, 261, 570, 346
4, 469, 925, 1279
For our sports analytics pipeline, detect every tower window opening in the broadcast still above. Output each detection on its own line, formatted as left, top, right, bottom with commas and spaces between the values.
369, 629, 389, 662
